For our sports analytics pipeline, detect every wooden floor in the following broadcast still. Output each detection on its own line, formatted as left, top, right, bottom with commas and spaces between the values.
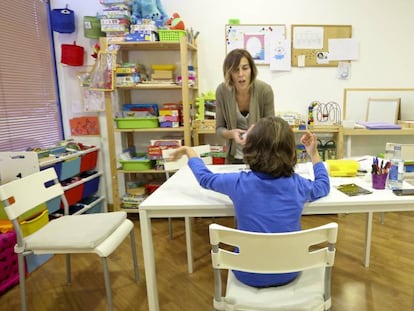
1, 212, 414, 311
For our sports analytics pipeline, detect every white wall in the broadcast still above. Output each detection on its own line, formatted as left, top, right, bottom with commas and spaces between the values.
50, 0, 414, 201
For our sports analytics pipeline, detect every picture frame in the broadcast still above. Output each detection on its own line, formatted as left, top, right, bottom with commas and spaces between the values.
366, 97, 400, 124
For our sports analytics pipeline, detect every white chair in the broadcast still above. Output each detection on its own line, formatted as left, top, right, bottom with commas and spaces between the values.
0, 168, 139, 311
209, 222, 338, 311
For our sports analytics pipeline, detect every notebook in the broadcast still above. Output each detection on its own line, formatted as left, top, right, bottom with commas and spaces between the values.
356, 121, 402, 130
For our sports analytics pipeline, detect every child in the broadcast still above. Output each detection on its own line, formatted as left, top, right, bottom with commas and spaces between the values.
168, 116, 330, 287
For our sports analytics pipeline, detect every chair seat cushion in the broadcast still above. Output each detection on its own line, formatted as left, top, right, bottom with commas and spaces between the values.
224, 268, 325, 311
24, 212, 127, 251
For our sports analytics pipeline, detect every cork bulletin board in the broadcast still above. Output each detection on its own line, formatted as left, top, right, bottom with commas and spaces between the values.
291, 24, 352, 67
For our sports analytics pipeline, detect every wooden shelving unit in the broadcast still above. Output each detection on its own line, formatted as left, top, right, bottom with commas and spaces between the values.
102, 37, 198, 212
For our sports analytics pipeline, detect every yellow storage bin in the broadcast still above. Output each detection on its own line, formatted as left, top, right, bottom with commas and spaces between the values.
20, 209, 49, 237
326, 160, 359, 177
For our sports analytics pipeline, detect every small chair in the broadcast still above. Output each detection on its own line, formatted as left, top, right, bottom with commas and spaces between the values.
209, 222, 338, 311
0, 168, 139, 311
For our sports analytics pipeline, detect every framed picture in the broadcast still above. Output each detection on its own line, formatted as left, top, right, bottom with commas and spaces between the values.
366, 97, 400, 124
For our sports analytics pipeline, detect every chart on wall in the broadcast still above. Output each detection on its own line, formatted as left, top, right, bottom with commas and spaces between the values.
225, 24, 286, 65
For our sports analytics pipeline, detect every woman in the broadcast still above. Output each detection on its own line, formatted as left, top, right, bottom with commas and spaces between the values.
168, 116, 330, 287
215, 49, 275, 164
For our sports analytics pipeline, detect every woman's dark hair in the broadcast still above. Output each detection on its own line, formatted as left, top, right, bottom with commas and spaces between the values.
223, 49, 257, 88
243, 116, 297, 177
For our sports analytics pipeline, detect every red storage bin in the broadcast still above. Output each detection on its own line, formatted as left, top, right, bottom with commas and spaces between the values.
80, 149, 98, 173
61, 183, 84, 208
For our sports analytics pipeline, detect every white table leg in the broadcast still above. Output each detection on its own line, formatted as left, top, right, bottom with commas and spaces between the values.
139, 209, 160, 311
364, 212, 373, 267
185, 216, 193, 273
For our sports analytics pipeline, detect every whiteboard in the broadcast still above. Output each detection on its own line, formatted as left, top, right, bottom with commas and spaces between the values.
343, 88, 414, 121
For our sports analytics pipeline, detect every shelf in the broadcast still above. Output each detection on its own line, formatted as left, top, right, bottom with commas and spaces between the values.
117, 169, 176, 174
38, 146, 99, 168
62, 171, 102, 191
117, 84, 198, 90
106, 40, 197, 51
343, 128, 414, 136
120, 207, 140, 213
294, 125, 341, 133
115, 127, 185, 133
72, 196, 105, 215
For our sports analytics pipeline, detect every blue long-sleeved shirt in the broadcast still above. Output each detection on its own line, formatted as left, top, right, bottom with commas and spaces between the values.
188, 158, 330, 287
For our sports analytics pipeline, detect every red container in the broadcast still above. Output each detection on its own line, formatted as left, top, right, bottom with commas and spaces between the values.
80, 149, 98, 173
212, 157, 225, 165
61, 41, 84, 66
61, 183, 84, 207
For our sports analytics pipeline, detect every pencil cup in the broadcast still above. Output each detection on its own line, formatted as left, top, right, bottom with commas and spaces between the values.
372, 174, 387, 190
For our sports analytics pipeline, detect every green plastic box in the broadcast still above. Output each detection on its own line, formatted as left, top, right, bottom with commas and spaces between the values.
115, 117, 159, 129
119, 158, 154, 171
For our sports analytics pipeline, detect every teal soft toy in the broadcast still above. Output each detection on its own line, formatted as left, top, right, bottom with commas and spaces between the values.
130, 0, 168, 26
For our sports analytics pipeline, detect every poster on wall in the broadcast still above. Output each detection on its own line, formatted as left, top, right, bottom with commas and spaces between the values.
69, 116, 100, 136
225, 24, 286, 64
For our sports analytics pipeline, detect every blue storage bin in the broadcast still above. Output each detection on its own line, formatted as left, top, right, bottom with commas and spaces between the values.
53, 157, 81, 181
46, 197, 61, 214
82, 175, 101, 199
84, 196, 104, 214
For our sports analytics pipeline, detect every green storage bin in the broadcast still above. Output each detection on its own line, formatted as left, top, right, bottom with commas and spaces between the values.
115, 117, 159, 129
119, 158, 154, 171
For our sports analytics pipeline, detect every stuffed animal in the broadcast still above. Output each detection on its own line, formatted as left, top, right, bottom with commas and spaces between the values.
130, 0, 168, 26
166, 12, 185, 30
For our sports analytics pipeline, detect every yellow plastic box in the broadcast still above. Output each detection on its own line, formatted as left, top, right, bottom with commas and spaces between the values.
326, 160, 359, 177
20, 209, 49, 237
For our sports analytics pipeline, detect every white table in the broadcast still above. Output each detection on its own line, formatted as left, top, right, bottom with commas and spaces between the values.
139, 164, 414, 311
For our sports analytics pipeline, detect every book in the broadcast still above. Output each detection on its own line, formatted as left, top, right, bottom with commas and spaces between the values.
336, 183, 372, 196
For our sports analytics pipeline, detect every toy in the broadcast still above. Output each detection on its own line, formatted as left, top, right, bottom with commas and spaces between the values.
130, 0, 168, 26
166, 12, 185, 30
91, 43, 100, 59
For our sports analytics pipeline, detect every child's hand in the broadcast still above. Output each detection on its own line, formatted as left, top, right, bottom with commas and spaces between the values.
300, 131, 320, 162
165, 147, 187, 161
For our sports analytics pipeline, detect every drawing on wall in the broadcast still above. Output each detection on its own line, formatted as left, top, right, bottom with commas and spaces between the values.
69, 116, 100, 136
225, 24, 286, 64
244, 33, 265, 62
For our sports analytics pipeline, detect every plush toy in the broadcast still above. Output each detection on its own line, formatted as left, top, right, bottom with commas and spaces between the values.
166, 12, 185, 30
91, 43, 100, 59
130, 0, 168, 26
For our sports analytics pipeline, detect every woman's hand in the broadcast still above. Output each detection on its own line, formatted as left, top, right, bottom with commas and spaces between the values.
228, 129, 247, 145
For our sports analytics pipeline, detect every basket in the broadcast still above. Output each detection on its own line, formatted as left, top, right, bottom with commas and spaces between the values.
158, 30, 186, 42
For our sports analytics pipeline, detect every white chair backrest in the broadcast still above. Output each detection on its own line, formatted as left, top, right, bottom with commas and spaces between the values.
0, 168, 63, 221
209, 223, 338, 274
